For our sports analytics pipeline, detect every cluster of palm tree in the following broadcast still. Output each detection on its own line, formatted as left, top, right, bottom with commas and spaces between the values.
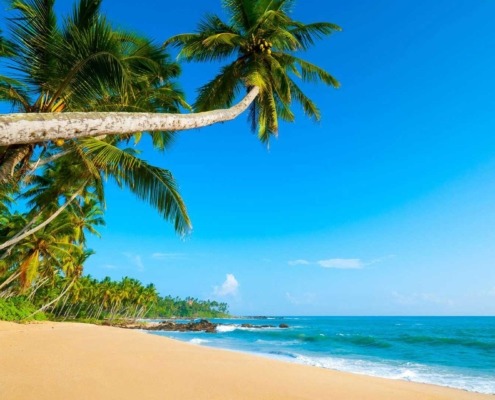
50, 276, 159, 321
2, 272, 226, 321
1, 0, 338, 317
0, 0, 191, 305
151, 295, 229, 318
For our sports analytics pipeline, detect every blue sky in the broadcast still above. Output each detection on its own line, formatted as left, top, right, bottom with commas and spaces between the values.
2, 1, 495, 315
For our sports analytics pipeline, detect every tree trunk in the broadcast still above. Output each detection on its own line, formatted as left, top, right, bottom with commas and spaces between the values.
27, 277, 49, 301
0, 182, 86, 250
0, 271, 21, 292
0, 87, 259, 146
57, 291, 72, 317
24, 278, 76, 320
0, 145, 31, 183
74, 303, 84, 319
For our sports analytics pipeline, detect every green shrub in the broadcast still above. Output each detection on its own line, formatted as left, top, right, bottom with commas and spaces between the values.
0, 297, 47, 321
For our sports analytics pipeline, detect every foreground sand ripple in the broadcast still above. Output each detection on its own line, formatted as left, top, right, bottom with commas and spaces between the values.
0, 321, 492, 400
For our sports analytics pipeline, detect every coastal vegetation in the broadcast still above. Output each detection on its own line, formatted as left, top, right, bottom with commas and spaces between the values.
0, 296, 47, 321
0, 274, 229, 322
0, 0, 338, 321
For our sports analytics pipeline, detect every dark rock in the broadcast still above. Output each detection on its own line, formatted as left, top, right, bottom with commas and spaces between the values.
118, 319, 288, 333
124, 319, 218, 333
240, 323, 276, 329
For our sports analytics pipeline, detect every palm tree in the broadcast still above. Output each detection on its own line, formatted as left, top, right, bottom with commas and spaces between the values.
166, 0, 340, 143
0, 0, 191, 235
0, 0, 339, 146
1, 210, 82, 291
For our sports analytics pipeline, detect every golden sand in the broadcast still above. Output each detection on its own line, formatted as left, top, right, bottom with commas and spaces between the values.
0, 321, 492, 400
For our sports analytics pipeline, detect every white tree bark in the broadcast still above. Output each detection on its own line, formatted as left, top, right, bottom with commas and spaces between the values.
0, 182, 86, 250
25, 277, 77, 320
0, 87, 259, 146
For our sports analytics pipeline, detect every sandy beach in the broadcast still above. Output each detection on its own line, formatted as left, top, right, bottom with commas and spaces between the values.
0, 321, 492, 400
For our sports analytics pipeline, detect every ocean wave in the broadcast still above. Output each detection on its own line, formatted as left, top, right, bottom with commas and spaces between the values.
290, 332, 391, 349
399, 335, 495, 351
255, 339, 300, 346
267, 350, 298, 359
148, 316, 495, 395
216, 325, 237, 333
293, 355, 495, 394
189, 338, 210, 345
216, 325, 283, 333
334, 335, 392, 349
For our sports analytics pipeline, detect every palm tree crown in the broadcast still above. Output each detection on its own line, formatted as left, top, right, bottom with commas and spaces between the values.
165, 0, 341, 143
0, 0, 191, 234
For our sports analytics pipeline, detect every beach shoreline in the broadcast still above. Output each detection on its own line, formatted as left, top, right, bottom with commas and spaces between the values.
1, 321, 493, 400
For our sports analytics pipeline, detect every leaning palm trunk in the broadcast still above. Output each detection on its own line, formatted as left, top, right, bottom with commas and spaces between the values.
0, 287, 16, 299
0, 87, 259, 146
24, 277, 77, 320
26, 277, 50, 301
0, 271, 21, 292
56, 291, 73, 317
0, 209, 45, 253
0, 182, 86, 250
73, 302, 84, 319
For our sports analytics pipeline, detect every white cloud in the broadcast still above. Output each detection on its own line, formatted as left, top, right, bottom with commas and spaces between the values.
317, 258, 364, 269
151, 252, 185, 261
288, 259, 310, 266
288, 255, 394, 270
101, 264, 117, 270
123, 253, 144, 272
214, 274, 239, 297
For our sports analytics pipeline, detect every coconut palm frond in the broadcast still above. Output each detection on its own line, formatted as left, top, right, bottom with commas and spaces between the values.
170, 0, 339, 144
290, 55, 340, 87
290, 21, 342, 50
194, 61, 244, 111
288, 77, 321, 121
79, 138, 191, 235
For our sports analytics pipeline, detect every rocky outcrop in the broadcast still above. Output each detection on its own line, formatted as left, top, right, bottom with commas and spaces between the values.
120, 319, 217, 333
147, 319, 218, 333
241, 323, 275, 329
117, 319, 289, 333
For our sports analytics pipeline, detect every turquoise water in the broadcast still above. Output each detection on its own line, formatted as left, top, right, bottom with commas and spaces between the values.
149, 316, 495, 394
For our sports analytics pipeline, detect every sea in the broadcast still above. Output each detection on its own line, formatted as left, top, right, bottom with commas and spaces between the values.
148, 316, 495, 395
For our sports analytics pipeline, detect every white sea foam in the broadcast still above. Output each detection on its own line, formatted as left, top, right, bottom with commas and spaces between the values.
189, 338, 210, 345
292, 355, 495, 394
216, 325, 237, 333
395, 369, 417, 381
216, 324, 282, 333
239, 326, 279, 332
